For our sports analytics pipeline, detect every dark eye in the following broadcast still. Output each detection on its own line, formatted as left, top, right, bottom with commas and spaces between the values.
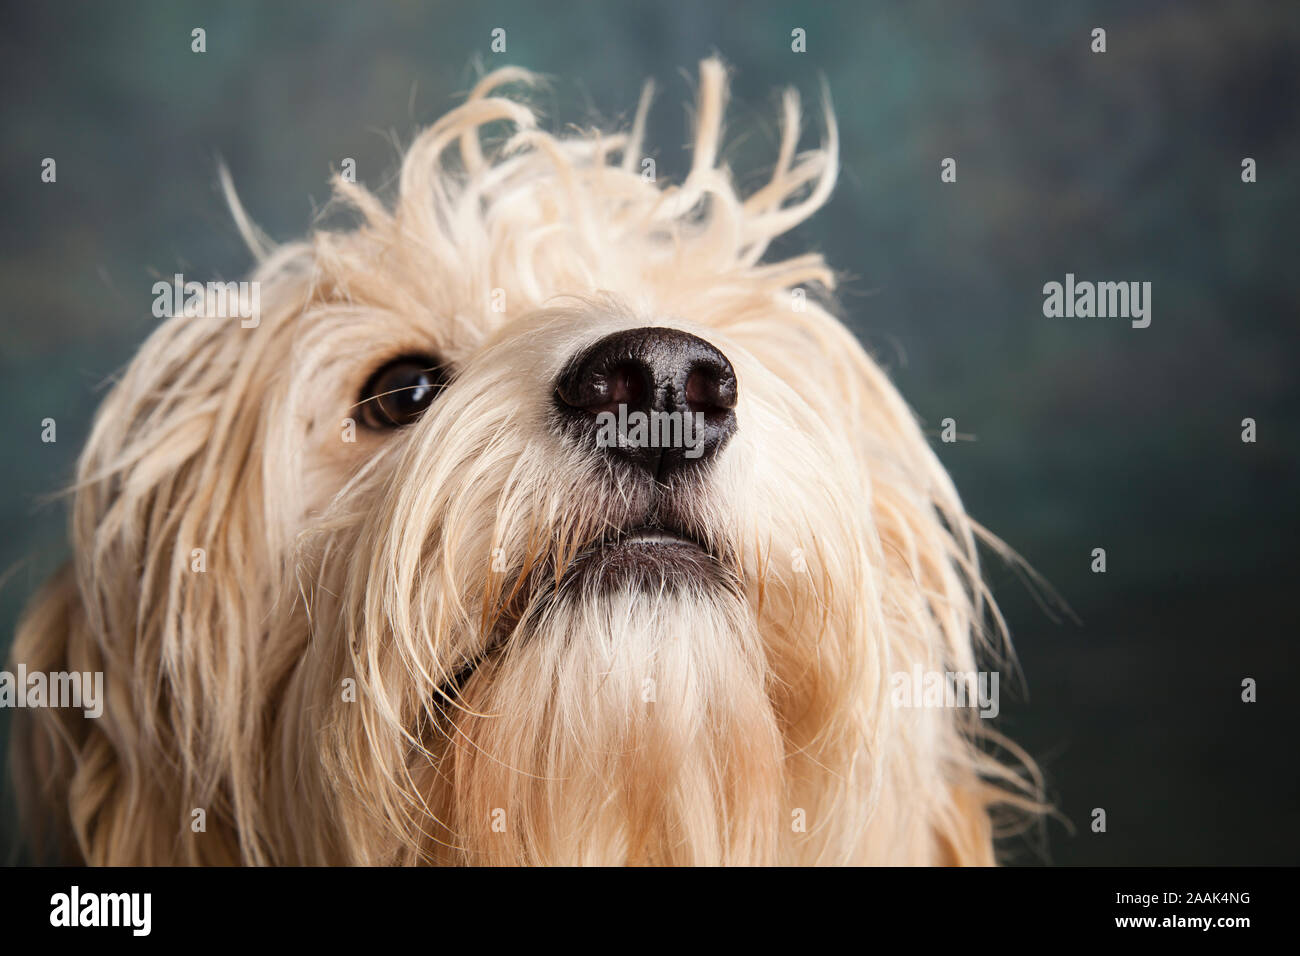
358, 354, 447, 429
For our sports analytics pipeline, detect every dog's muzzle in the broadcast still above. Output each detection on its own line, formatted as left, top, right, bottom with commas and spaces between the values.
553, 326, 738, 481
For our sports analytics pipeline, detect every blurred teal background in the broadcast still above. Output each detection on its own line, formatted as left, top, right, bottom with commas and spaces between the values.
2, 0, 1297, 864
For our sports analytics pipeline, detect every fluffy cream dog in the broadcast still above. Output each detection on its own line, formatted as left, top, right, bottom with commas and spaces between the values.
11, 60, 1036, 865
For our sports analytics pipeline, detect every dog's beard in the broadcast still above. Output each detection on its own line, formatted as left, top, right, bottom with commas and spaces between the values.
434, 578, 785, 865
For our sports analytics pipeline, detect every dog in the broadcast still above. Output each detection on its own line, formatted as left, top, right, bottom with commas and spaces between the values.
10, 59, 1037, 865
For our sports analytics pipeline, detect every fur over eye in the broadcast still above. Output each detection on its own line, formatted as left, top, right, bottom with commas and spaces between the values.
358, 354, 447, 429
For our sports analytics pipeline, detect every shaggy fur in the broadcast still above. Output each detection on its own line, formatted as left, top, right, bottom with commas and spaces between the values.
10, 60, 1037, 865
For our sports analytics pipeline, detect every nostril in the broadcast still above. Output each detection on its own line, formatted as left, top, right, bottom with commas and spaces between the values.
557, 359, 651, 416
684, 363, 737, 416
596, 361, 649, 415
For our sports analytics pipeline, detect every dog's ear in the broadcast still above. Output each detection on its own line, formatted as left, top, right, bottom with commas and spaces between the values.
12, 561, 229, 864
10, 298, 306, 863
10, 565, 88, 863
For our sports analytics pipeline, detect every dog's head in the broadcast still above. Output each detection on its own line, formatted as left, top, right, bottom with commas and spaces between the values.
13, 60, 1030, 864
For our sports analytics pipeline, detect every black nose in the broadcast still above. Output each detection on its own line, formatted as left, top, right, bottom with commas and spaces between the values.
554, 327, 738, 481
